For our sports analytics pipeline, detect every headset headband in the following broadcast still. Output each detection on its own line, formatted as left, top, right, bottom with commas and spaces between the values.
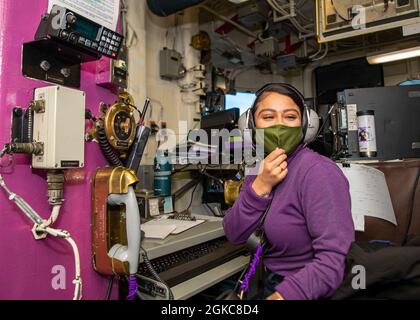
252, 83, 307, 112
249, 83, 310, 132
239, 83, 320, 153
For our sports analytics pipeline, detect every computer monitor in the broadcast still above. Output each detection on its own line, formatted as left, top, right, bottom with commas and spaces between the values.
225, 92, 256, 116
399, 80, 420, 86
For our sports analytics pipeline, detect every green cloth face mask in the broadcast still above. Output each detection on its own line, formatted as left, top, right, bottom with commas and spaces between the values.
253, 124, 304, 156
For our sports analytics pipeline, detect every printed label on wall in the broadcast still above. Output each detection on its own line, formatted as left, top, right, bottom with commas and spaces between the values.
48, 0, 120, 31
346, 104, 358, 131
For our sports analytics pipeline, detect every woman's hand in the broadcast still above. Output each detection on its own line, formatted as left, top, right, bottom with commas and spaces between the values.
252, 148, 288, 196
266, 291, 285, 300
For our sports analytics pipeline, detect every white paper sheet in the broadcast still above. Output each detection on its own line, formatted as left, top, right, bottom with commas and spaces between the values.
48, 0, 120, 31
141, 224, 177, 240
338, 164, 397, 232
142, 216, 206, 236
353, 214, 365, 232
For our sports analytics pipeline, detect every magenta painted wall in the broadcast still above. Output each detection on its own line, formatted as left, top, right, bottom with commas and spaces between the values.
0, 0, 118, 299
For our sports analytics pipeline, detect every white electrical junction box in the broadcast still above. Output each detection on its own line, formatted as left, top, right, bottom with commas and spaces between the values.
32, 85, 85, 169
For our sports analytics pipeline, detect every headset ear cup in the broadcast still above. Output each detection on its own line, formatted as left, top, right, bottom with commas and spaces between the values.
238, 111, 248, 132
238, 109, 257, 159
241, 108, 254, 130
303, 109, 320, 145
302, 106, 309, 138
248, 110, 255, 129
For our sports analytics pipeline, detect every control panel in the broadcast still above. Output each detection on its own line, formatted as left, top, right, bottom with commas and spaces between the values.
137, 275, 168, 299
35, 5, 123, 59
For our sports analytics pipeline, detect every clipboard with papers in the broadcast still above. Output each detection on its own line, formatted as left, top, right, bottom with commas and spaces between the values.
338, 163, 397, 232
141, 214, 206, 239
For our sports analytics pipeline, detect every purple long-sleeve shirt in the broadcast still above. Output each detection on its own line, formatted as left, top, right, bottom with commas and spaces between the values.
223, 144, 355, 300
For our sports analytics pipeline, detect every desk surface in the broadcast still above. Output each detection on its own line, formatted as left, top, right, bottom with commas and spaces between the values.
141, 215, 226, 260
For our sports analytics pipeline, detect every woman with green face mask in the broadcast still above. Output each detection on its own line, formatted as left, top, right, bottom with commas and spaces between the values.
223, 84, 354, 301
251, 90, 305, 195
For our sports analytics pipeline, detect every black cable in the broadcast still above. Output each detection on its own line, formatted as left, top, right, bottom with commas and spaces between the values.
171, 164, 192, 175
205, 203, 215, 216
316, 109, 333, 138
140, 246, 174, 300
85, 108, 96, 122
204, 203, 225, 218
127, 103, 143, 120
215, 266, 248, 300
105, 275, 115, 300
198, 164, 224, 186
183, 182, 200, 213
206, 164, 224, 168
0, 145, 8, 158
403, 168, 420, 246
96, 125, 124, 166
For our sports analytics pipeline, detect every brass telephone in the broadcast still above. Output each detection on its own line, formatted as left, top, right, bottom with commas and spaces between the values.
92, 94, 151, 277
92, 167, 140, 275
93, 93, 137, 166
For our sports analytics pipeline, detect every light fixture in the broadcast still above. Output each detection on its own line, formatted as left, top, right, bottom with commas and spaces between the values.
367, 46, 420, 64
228, 0, 250, 3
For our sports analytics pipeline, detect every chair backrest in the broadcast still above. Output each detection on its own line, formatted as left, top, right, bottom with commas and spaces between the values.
355, 160, 420, 245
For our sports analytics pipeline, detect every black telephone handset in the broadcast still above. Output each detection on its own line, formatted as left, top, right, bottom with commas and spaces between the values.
245, 189, 275, 253
246, 227, 268, 253
124, 125, 151, 173
124, 98, 151, 173
218, 194, 273, 301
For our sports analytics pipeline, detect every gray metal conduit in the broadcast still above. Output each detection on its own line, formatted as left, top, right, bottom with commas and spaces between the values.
147, 0, 205, 17
200, 5, 262, 42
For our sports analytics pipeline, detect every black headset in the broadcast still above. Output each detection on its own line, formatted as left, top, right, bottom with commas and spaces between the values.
238, 83, 320, 145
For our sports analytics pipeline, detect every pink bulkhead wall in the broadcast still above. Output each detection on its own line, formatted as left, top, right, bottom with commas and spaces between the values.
0, 0, 120, 299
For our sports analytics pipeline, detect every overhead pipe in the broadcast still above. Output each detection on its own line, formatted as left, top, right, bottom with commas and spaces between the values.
147, 0, 205, 17
267, 0, 312, 34
200, 5, 262, 41
147, 0, 262, 41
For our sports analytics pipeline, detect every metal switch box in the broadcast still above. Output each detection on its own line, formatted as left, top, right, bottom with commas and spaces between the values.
32, 85, 85, 169
160, 48, 185, 80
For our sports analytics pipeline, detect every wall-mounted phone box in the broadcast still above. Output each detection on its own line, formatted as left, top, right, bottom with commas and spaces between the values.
32, 85, 85, 169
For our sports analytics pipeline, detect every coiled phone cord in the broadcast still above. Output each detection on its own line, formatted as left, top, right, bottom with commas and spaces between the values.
96, 124, 124, 166
140, 246, 174, 300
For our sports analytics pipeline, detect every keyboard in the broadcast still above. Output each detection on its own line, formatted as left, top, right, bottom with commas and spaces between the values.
138, 237, 247, 288
167, 213, 197, 221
